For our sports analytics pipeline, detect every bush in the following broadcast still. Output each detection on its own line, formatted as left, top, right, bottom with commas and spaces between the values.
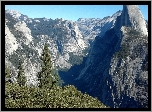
5, 83, 108, 108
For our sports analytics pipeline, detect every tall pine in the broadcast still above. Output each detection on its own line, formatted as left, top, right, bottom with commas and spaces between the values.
17, 59, 26, 86
38, 43, 59, 89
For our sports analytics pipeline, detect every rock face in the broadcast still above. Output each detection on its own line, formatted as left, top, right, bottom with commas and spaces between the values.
114, 5, 148, 37
5, 5, 148, 108
5, 9, 120, 86
5, 10, 89, 86
76, 10, 122, 44
76, 5, 148, 108
59, 11, 122, 88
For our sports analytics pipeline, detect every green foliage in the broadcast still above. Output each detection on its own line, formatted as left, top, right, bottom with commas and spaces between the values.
17, 59, 26, 86
5, 65, 11, 78
5, 83, 108, 108
115, 43, 130, 59
127, 29, 140, 37
8, 43, 40, 70
22, 44, 40, 63
52, 68, 64, 87
68, 46, 90, 66
124, 28, 147, 43
38, 43, 60, 89
114, 28, 147, 59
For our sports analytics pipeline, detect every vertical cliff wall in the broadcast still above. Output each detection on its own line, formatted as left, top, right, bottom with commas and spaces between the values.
76, 5, 148, 108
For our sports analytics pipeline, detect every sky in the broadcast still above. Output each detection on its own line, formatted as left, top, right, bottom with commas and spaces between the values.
5, 5, 148, 21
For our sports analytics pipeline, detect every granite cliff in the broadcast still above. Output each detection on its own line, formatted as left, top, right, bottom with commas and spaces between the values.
5, 10, 89, 86
5, 5, 148, 108
75, 5, 148, 108
5, 9, 120, 86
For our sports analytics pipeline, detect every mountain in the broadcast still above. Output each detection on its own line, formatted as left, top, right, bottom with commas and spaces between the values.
145, 20, 148, 31
5, 5, 148, 108
5, 9, 90, 86
5, 9, 120, 86
58, 11, 122, 88
76, 10, 122, 44
75, 5, 148, 108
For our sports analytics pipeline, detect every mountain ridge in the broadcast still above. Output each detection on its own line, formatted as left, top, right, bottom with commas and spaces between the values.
5, 5, 148, 108
5, 8, 120, 86
75, 5, 148, 108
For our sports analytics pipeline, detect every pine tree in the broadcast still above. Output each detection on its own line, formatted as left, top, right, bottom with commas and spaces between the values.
5, 65, 11, 78
5, 65, 13, 83
38, 43, 59, 89
17, 59, 26, 86
53, 68, 64, 87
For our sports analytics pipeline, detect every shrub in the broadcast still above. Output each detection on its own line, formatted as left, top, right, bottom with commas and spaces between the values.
5, 83, 108, 108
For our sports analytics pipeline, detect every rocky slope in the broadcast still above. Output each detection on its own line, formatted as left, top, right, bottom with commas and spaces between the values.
76, 10, 122, 44
59, 11, 122, 88
5, 5, 148, 108
5, 10, 89, 86
5, 9, 120, 86
75, 5, 148, 108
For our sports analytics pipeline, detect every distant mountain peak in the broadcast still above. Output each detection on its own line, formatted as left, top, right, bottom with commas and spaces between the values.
121, 5, 148, 36
75, 5, 148, 108
5, 9, 21, 17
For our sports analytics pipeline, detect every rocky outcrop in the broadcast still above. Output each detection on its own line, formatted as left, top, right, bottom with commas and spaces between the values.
76, 5, 148, 108
114, 5, 148, 36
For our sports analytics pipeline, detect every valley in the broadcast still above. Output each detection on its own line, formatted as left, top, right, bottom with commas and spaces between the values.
5, 5, 148, 108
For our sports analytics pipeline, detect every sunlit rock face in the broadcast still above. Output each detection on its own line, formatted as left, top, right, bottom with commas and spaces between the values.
5, 10, 89, 86
5, 5, 148, 108
5, 8, 120, 87
115, 5, 148, 36
76, 5, 148, 108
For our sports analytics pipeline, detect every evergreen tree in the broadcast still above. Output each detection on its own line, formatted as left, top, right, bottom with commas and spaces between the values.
5, 65, 11, 78
38, 43, 59, 89
17, 59, 26, 86
5, 65, 13, 83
